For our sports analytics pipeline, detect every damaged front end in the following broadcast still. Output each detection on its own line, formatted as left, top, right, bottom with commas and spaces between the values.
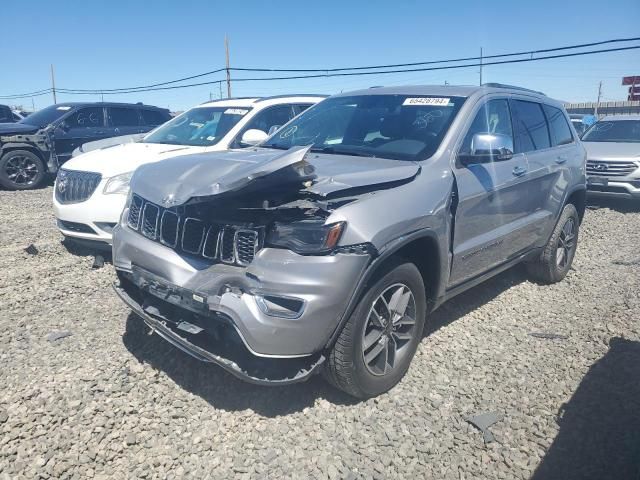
0, 124, 58, 173
113, 145, 418, 384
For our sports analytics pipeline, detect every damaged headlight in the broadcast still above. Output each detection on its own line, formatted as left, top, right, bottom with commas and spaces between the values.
103, 171, 134, 195
266, 220, 345, 254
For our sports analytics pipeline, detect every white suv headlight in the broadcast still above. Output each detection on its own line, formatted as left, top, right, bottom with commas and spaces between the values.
103, 172, 133, 195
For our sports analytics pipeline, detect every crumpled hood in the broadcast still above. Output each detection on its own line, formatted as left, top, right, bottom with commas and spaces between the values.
584, 142, 640, 161
131, 146, 421, 207
62, 142, 206, 178
0, 122, 40, 135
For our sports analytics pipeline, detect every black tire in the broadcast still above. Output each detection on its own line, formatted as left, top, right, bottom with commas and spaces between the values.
324, 259, 427, 399
0, 150, 46, 190
526, 203, 579, 284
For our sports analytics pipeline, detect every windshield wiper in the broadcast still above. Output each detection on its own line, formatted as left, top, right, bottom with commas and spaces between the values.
261, 143, 290, 150
310, 146, 372, 157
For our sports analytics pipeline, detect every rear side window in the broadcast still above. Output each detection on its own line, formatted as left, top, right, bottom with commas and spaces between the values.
108, 107, 140, 127
293, 104, 313, 116
510, 100, 551, 152
543, 105, 573, 146
141, 109, 169, 126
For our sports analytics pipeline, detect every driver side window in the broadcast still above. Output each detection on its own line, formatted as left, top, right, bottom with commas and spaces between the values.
460, 99, 513, 155
65, 107, 104, 128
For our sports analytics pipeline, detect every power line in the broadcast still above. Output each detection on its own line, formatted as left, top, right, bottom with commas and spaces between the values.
2, 37, 639, 99
47, 44, 640, 96
229, 36, 640, 73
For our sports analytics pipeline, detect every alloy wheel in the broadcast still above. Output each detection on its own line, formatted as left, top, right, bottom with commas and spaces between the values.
5, 155, 39, 186
361, 283, 417, 376
556, 217, 576, 268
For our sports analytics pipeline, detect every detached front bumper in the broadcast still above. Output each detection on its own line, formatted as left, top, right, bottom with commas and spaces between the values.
112, 219, 371, 358
114, 280, 326, 385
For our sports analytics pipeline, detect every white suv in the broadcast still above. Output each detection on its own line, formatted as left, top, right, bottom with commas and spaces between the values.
53, 95, 325, 247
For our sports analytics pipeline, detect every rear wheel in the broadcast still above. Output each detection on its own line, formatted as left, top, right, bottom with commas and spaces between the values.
526, 203, 579, 284
0, 150, 46, 190
324, 259, 426, 398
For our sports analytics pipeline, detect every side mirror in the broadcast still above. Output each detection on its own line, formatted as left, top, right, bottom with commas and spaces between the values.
268, 125, 281, 135
240, 129, 268, 146
460, 133, 514, 165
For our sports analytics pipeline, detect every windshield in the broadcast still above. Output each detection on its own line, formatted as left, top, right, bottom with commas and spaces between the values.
582, 120, 640, 143
261, 94, 465, 161
143, 106, 250, 146
19, 104, 71, 127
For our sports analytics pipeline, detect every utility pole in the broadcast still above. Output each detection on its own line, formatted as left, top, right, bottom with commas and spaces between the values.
225, 35, 232, 98
595, 81, 602, 117
50, 64, 57, 104
479, 47, 483, 86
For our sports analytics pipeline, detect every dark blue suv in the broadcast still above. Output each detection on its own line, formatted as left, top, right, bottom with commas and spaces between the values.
0, 102, 171, 190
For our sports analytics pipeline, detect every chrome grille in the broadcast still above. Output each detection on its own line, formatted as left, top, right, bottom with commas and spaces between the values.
160, 211, 179, 247
181, 218, 205, 254
127, 195, 143, 229
55, 170, 102, 204
127, 194, 262, 266
235, 230, 259, 266
586, 160, 638, 177
141, 203, 159, 239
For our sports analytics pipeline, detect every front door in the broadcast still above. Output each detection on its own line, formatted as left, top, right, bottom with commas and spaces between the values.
54, 106, 106, 163
449, 97, 532, 286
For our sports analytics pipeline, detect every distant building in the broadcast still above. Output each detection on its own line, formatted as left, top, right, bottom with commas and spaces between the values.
565, 100, 640, 117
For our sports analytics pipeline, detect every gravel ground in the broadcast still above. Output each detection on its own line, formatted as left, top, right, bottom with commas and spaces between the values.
1, 186, 639, 480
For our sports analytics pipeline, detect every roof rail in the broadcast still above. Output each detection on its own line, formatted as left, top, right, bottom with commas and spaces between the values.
482, 83, 546, 96
254, 94, 329, 103
199, 96, 260, 105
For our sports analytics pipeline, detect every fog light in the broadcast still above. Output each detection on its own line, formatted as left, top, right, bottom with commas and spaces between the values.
255, 294, 305, 319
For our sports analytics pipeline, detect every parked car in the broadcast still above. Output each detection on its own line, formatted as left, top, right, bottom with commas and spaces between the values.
111, 84, 586, 398
53, 95, 325, 247
0, 102, 171, 190
568, 113, 594, 137
582, 115, 640, 200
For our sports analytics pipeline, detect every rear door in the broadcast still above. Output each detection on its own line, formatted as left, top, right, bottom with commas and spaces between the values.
449, 97, 531, 286
107, 106, 142, 137
54, 106, 107, 162
509, 99, 573, 248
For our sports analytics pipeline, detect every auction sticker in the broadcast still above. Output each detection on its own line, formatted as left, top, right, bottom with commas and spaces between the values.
224, 108, 249, 115
403, 97, 451, 106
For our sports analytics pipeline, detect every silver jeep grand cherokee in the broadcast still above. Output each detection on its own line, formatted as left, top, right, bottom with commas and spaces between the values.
112, 84, 586, 398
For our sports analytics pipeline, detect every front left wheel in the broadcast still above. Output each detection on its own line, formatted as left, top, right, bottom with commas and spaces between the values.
0, 150, 46, 190
323, 259, 426, 398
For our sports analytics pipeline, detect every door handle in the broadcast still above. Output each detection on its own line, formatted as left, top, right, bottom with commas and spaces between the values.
556, 155, 568, 164
512, 165, 527, 177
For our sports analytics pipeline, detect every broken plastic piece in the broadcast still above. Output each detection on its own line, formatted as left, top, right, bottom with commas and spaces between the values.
92, 255, 105, 269
47, 331, 72, 342
24, 244, 38, 255
529, 332, 568, 340
466, 411, 503, 443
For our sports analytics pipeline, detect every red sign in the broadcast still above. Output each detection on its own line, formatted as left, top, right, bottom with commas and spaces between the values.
622, 76, 640, 85
629, 94, 640, 101
629, 86, 640, 94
